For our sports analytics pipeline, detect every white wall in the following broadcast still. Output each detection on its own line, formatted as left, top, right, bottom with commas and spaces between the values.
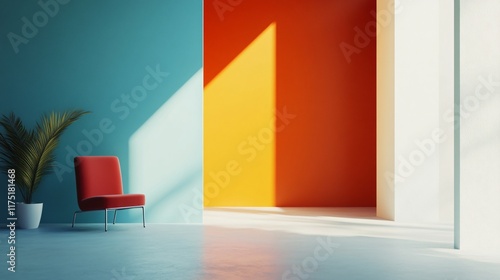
439, 0, 455, 223
459, 0, 500, 252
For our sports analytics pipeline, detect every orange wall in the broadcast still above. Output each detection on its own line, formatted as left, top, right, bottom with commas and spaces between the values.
204, 0, 376, 206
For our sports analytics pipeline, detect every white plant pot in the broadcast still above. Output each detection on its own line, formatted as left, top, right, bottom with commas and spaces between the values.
16, 203, 43, 229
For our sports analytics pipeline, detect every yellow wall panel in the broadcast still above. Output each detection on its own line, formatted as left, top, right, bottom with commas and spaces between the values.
204, 23, 276, 206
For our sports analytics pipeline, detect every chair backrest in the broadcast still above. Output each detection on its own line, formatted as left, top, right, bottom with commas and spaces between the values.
74, 156, 124, 203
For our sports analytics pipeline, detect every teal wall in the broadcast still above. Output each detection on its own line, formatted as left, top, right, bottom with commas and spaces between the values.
0, 0, 203, 223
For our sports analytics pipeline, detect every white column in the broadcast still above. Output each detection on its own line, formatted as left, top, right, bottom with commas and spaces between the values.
377, 0, 452, 222
458, 0, 500, 252
376, 0, 395, 220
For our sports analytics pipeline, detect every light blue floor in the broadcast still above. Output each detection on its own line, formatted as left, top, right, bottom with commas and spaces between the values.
1, 208, 500, 280
0, 224, 204, 280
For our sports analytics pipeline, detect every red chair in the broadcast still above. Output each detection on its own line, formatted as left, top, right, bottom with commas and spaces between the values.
72, 156, 146, 231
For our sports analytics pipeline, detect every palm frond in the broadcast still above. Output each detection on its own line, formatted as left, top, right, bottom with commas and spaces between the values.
0, 113, 31, 170
30, 110, 89, 195
0, 110, 89, 203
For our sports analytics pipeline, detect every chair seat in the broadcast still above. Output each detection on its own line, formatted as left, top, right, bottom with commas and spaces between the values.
79, 194, 145, 211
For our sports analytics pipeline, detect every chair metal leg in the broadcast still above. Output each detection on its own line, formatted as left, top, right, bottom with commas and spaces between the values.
72, 211, 78, 228
142, 206, 146, 228
73, 207, 144, 232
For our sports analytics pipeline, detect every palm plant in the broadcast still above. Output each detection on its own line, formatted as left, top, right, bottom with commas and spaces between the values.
0, 110, 89, 203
